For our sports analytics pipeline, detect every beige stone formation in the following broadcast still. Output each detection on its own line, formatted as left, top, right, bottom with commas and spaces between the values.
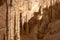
7, 0, 60, 40
0, 0, 60, 40
7, 0, 20, 40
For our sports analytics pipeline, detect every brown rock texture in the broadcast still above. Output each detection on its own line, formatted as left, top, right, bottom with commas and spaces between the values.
0, 1, 6, 40
38, 2, 60, 40
0, 0, 60, 40
43, 20, 60, 40
21, 1, 60, 40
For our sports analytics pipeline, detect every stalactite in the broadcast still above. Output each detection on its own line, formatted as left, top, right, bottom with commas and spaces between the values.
6, 0, 60, 40
25, 14, 29, 35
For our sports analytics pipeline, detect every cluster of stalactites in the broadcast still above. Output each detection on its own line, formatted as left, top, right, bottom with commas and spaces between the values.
20, 0, 60, 25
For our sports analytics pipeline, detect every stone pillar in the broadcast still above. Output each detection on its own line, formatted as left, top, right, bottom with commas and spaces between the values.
7, 0, 20, 40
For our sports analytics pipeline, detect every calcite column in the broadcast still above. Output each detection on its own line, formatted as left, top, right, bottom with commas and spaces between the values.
7, 0, 20, 40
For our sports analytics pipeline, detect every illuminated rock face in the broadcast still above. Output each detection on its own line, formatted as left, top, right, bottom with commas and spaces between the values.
21, 0, 60, 40
0, 0, 60, 40
20, 0, 60, 25
20, 0, 60, 35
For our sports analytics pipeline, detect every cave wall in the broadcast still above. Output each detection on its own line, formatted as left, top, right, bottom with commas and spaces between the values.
0, 0, 60, 40
0, 0, 6, 40
21, 1, 60, 40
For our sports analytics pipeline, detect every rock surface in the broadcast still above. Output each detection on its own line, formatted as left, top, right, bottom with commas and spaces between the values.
0, 0, 60, 40
0, 1, 6, 40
